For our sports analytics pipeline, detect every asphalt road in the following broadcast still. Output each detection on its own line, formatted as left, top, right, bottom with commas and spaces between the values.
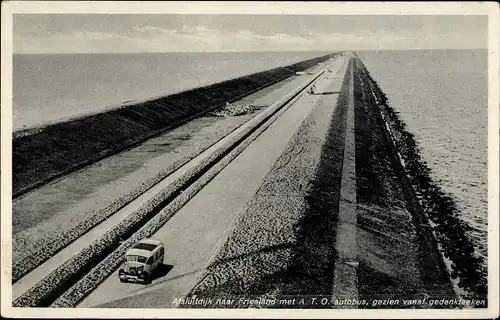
78, 56, 347, 308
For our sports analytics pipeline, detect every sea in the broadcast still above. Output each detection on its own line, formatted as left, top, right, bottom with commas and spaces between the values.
13, 49, 488, 263
357, 49, 488, 263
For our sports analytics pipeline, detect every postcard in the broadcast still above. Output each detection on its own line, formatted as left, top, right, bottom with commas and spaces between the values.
1, 1, 498, 319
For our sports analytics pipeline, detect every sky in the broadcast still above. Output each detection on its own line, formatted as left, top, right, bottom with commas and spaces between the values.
13, 14, 488, 53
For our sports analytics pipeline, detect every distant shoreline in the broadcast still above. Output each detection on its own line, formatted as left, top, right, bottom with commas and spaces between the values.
12, 48, 487, 55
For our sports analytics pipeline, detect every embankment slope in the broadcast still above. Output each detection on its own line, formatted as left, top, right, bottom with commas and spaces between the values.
353, 55, 487, 302
351, 56, 455, 307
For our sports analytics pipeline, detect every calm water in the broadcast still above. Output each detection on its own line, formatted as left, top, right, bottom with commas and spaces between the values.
13, 51, 331, 130
358, 49, 488, 262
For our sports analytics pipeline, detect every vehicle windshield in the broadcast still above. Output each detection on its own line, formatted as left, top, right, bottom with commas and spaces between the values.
133, 242, 158, 251
126, 255, 147, 263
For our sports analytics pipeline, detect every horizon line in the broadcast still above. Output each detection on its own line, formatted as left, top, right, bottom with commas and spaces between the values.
13, 48, 488, 55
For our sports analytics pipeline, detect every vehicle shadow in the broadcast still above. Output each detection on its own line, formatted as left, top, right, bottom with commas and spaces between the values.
152, 263, 174, 281
312, 91, 341, 95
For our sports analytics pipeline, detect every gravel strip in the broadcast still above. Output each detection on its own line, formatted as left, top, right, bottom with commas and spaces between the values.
208, 103, 264, 117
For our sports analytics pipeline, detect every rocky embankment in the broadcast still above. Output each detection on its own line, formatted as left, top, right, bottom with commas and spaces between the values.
13, 54, 334, 198
353, 56, 487, 302
351, 56, 455, 308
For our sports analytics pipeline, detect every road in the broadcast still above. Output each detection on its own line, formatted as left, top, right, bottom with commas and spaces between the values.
78, 56, 347, 308
12, 58, 333, 295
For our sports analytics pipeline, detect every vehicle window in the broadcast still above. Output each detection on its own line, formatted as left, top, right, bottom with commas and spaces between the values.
126, 255, 147, 263
126, 255, 137, 262
146, 256, 154, 265
160, 248, 164, 256
132, 243, 158, 251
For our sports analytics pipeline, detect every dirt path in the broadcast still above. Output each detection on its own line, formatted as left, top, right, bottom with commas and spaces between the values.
331, 59, 358, 307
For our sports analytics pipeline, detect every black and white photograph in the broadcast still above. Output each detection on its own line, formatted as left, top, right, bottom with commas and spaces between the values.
1, 1, 498, 318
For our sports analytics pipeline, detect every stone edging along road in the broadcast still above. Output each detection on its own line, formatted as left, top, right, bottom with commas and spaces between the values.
13, 59, 338, 308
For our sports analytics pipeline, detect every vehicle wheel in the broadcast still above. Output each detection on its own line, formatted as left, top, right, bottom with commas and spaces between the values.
143, 275, 152, 284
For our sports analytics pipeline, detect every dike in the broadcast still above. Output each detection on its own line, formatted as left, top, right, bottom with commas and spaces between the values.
13, 53, 334, 198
